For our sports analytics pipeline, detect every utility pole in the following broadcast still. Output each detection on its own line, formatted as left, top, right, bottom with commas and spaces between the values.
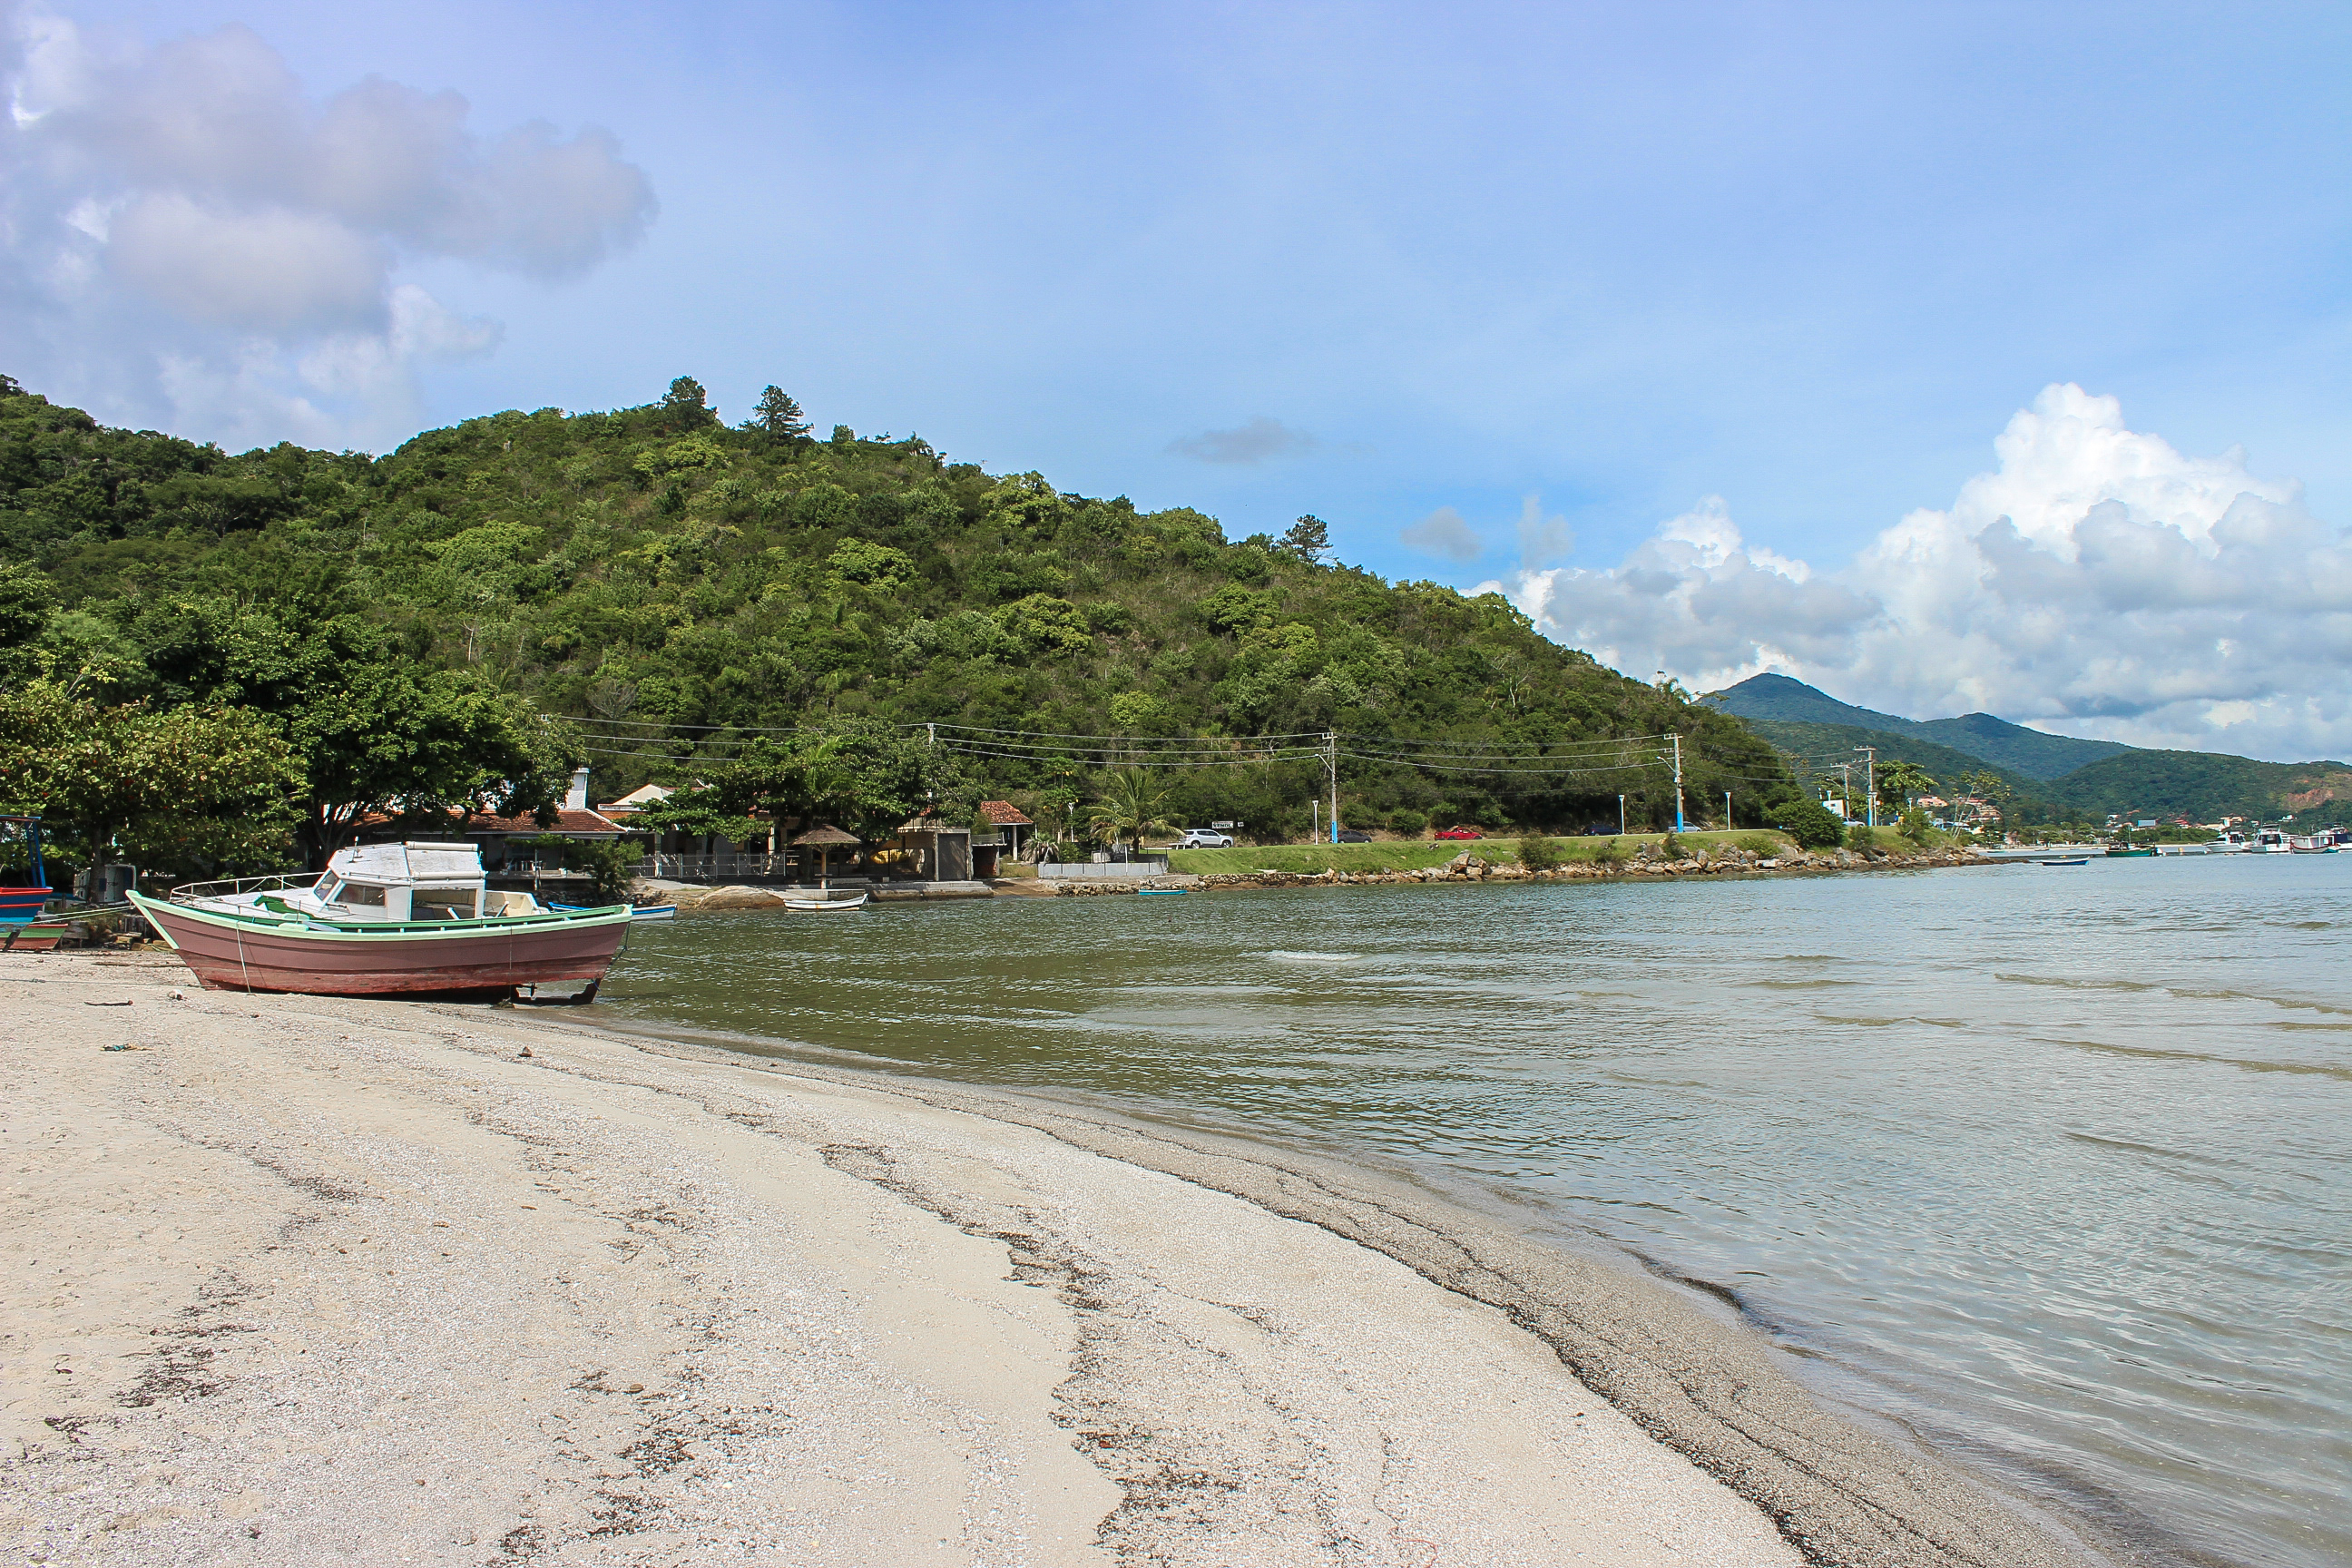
1856, 746, 1876, 829
1326, 731, 1338, 843
1665, 733, 1686, 833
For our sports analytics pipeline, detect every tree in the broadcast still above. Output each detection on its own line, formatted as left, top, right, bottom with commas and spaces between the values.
1084, 768, 1175, 855
658, 376, 717, 429
747, 386, 810, 440
1773, 796, 1847, 849
1960, 769, 2012, 837
1280, 514, 1330, 564
0, 678, 301, 877
287, 662, 576, 865
1876, 760, 1936, 815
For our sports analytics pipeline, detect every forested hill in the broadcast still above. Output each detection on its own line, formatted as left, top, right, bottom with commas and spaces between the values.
0, 374, 1790, 872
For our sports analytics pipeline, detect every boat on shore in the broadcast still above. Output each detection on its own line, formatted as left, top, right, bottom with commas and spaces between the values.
785, 892, 868, 912
130, 841, 631, 1000
2, 815, 56, 929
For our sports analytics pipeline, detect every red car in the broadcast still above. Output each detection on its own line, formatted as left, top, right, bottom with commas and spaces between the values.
1433, 827, 1484, 840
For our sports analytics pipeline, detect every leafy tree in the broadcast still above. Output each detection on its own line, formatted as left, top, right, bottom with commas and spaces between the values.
1773, 796, 1847, 849
1516, 833, 1563, 870
1085, 768, 1175, 855
1897, 805, 1931, 843
1876, 760, 1936, 814
1281, 514, 1331, 564
658, 376, 717, 429
0, 677, 300, 877
0, 563, 56, 680
748, 386, 811, 439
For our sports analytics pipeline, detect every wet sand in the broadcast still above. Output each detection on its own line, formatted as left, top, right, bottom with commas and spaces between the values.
4, 950, 2089, 1565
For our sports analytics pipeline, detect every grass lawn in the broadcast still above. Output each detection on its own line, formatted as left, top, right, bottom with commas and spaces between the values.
1165, 829, 1799, 877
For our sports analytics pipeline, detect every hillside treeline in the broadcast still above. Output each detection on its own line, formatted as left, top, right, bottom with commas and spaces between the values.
0, 373, 1795, 874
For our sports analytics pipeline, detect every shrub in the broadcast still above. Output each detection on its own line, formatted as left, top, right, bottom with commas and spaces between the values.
1898, 806, 1930, 844
1389, 808, 1428, 838
1592, 838, 1627, 865
1517, 835, 1563, 871
1661, 830, 1690, 860
1775, 799, 1847, 849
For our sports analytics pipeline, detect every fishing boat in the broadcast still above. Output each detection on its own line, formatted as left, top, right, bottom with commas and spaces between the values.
1, 815, 56, 928
784, 892, 867, 912
2247, 828, 2291, 854
2105, 846, 2156, 858
2039, 858, 2090, 867
128, 841, 632, 1000
551, 900, 677, 921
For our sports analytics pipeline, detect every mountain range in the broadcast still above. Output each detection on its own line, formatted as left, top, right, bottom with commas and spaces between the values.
1707, 674, 2352, 827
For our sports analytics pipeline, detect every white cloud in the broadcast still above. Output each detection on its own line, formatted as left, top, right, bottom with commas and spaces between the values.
1502, 385, 2352, 760
1403, 505, 1484, 562
0, 6, 652, 446
1167, 415, 1318, 464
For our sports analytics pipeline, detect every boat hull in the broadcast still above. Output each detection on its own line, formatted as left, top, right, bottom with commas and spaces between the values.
129, 892, 630, 998
1, 887, 52, 925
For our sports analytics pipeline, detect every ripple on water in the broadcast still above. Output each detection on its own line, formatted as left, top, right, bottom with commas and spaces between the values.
600, 858, 2352, 1568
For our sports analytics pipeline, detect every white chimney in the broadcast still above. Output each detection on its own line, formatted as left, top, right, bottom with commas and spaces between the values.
564, 766, 590, 811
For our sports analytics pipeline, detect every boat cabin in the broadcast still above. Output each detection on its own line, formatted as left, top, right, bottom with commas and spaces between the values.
300, 841, 536, 921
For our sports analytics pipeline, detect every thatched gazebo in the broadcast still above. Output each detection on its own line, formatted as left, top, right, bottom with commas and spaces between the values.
791, 824, 862, 887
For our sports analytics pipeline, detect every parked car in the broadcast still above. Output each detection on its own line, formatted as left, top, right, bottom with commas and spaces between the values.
1176, 828, 1235, 848
1433, 827, 1484, 840
1335, 828, 1373, 843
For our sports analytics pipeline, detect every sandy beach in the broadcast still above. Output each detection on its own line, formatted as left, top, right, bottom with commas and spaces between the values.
4, 949, 2090, 1567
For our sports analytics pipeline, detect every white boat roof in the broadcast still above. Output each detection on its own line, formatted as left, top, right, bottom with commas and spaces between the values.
329, 841, 485, 887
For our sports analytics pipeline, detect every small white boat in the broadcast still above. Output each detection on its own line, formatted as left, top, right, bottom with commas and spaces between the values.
785, 893, 868, 913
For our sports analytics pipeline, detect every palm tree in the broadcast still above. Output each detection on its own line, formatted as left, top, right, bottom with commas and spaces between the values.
1083, 768, 1175, 857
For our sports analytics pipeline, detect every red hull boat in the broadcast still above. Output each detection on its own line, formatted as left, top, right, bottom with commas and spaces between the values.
128, 840, 632, 1000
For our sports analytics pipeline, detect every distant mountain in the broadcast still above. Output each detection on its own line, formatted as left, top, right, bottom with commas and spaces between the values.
1909, 713, 2133, 781
1706, 674, 2131, 780
1734, 717, 2038, 802
2045, 751, 2352, 826
1707, 673, 2352, 825
1704, 673, 1922, 733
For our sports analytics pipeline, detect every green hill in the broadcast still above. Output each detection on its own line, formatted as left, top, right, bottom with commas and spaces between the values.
2043, 750, 2352, 826
1909, 712, 2132, 781
0, 373, 1796, 871
1733, 718, 2038, 804
1707, 673, 2132, 781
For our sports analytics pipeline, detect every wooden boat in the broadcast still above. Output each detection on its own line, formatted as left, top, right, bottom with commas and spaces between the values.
129, 841, 631, 1000
784, 892, 867, 912
2, 919, 70, 952
552, 900, 677, 921
1, 815, 56, 927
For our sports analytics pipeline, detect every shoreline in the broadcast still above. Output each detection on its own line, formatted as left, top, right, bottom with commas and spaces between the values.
5, 950, 2098, 1566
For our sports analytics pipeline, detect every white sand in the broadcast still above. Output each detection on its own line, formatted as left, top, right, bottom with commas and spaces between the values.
4, 950, 1822, 1564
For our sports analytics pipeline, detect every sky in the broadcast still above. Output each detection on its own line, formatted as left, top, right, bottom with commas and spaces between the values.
5, 2, 2350, 758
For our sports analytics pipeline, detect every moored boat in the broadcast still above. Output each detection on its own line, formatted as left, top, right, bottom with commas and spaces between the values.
552, 900, 677, 921
129, 841, 631, 1000
784, 892, 867, 912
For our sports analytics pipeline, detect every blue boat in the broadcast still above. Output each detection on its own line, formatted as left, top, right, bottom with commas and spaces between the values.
2039, 858, 2090, 867
552, 900, 676, 921
1, 816, 54, 925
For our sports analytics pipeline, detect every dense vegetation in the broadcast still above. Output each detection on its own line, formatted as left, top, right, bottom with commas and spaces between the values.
0, 374, 1799, 877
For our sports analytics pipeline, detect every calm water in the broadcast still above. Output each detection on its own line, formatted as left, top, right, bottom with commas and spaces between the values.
594, 857, 2352, 1568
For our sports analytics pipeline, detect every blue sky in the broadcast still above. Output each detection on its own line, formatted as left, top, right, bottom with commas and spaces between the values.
9, 2, 2352, 753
